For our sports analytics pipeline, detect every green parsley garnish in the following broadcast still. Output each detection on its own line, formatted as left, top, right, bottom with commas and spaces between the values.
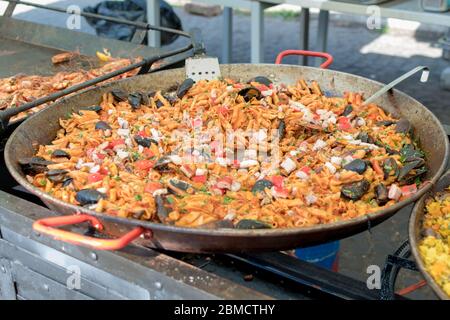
134, 194, 142, 201
223, 196, 234, 204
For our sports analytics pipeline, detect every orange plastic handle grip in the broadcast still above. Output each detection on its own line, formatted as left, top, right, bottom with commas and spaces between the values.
33, 214, 145, 250
275, 50, 333, 69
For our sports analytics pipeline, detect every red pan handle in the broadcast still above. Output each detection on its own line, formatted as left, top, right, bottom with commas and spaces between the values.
33, 214, 145, 250
275, 50, 333, 69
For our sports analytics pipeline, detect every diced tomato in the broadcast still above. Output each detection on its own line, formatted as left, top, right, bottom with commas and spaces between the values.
257, 84, 269, 91
99, 166, 109, 175
217, 106, 229, 116
192, 175, 207, 184
299, 166, 311, 174
232, 160, 240, 168
137, 130, 149, 137
144, 182, 163, 194
217, 176, 233, 189
135, 159, 155, 171
272, 185, 289, 198
108, 138, 125, 149
401, 184, 417, 197
211, 185, 225, 195
88, 173, 104, 183
270, 175, 284, 188
313, 114, 320, 121
191, 118, 202, 127
96, 153, 106, 160
86, 148, 95, 158
143, 148, 154, 158
337, 117, 352, 131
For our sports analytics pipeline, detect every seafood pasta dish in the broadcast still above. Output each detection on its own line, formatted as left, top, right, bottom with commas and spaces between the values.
20, 76, 427, 229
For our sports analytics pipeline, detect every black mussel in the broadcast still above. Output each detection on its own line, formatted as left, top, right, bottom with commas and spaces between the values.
177, 78, 195, 98
134, 135, 157, 148
375, 184, 389, 206
139, 92, 150, 105
51, 149, 70, 158
46, 169, 68, 183
398, 166, 427, 185
395, 118, 412, 134
163, 92, 178, 104
62, 177, 73, 187
153, 156, 173, 172
341, 179, 370, 200
343, 159, 367, 174
278, 119, 286, 140
148, 91, 156, 99
356, 131, 374, 144
400, 144, 424, 163
168, 178, 194, 195
238, 87, 261, 102
128, 92, 142, 109
155, 195, 171, 223
19, 157, 54, 174
111, 89, 128, 102
75, 189, 106, 206
95, 121, 111, 131
155, 100, 165, 108
80, 105, 102, 113
251, 179, 274, 194
342, 105, 353, 116
376, 120, 396, 127
383, 157, 399, 180
398, 159, 426, 183
249, 76, 272, 87
198, 220, 235, 229
236, 219, 272, 229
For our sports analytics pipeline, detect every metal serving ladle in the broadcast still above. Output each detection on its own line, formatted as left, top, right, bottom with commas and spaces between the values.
363, 66, 429, 105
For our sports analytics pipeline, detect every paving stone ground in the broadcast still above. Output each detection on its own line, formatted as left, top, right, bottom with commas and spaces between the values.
14, 3, 450, 299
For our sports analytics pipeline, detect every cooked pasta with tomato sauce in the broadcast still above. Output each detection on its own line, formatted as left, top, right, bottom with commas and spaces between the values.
21, 76, 427, 229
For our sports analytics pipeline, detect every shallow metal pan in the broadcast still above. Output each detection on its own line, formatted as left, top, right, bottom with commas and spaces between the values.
5, 64, 449, 253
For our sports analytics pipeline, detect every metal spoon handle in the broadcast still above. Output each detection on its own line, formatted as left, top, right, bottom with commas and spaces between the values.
363, 66, 429, 105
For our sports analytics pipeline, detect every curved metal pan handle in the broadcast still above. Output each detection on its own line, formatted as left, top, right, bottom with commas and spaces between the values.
33, 214, 145, 250
275, 50, 333, 69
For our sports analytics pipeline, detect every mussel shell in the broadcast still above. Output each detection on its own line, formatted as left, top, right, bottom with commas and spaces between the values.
134, 135, 157, 148
19, 157, 54, 174
376, 120, 396, 126
342, 105, 353, 116
398, 160, 426, 183
51, 149, 70, 158
341, 179, 370, 200
75, 189, 106, 205
111, 89, 128, 102
46, 169, 68, 176
153, 156, 173, 172
395, 118, 412, 134
163, 92, 178, 104
198, 220, 235, 229
249, 76, 272, 86
128, 92, 142, 109
155, 195, 171, 223
79, 105, 102, 112
46, 169, 68, 184
177, 78, 195, 98
400, 144, 424, 163
168, 178, 194, 195
383, 157, 399, 179
95, 121, 112, 131
238, 87, 261, 102
155, 100, 165, 108
236, 219, 272, 229
139, 91, 150, 105
375, 184, 388, 206
278, 119, 286, 140
356, 131, 374, 144
62, 177, 73, 187
251, 179, 274, 193
343, 159, 367, 174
